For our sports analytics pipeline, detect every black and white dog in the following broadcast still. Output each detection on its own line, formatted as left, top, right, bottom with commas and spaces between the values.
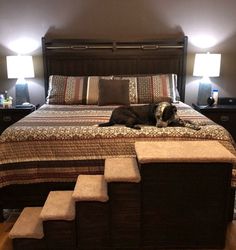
98, 102, 178, 130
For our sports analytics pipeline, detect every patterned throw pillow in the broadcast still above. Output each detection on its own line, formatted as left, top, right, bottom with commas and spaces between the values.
114, 74, 178, 104
46, 75, 112, 105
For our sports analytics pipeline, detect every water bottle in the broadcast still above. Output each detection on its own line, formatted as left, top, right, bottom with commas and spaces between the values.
212, 89, 219, 105
4, 90, 8, 100
0, 94, 4, 107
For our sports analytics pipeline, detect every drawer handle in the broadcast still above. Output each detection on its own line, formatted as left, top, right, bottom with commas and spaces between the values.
220, 115, 229, 122
3, 116, 12, 122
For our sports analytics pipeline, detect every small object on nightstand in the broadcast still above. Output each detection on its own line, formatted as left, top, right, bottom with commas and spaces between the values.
2, 96, 13, 109
212, 89, 219, 104
0, 94, 4, 107
207, 96, 215, 106
219, 97, 236, 105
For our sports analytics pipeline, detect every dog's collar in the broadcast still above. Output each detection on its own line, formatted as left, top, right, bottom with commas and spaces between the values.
156, 102, 171, 121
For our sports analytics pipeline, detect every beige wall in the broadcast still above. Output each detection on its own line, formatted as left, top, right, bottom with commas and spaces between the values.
0, 0, 236, 105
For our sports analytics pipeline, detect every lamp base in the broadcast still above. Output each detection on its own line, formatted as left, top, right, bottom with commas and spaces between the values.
16, 83, 30, 105
197, 82, 212, 106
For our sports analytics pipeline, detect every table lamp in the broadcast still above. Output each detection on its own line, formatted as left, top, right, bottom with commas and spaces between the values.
193, 52, 221, 105
6, 55, 35, 106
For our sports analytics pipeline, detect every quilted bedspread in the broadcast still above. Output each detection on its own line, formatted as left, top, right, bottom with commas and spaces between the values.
0, 102, 236, 188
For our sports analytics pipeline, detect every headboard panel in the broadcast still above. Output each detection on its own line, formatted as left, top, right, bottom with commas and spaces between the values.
42, 36, 188, 101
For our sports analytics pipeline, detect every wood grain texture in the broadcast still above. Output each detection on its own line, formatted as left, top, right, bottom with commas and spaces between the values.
42, 36, 187, 102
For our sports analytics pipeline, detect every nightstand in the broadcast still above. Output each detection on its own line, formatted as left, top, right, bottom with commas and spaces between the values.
192, 103, 236, 141
0, 106, 35, 134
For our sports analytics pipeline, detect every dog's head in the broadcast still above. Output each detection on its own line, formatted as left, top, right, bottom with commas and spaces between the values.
155, 102, 178, 128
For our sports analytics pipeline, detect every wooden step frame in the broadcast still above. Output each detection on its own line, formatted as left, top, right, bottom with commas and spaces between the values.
40, 191, 76, 250
105, 157, 141, 248
135, 141, 235, 249
73, 175, 110, 249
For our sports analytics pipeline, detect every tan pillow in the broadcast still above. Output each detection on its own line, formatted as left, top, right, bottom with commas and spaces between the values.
98, 79, 130, 106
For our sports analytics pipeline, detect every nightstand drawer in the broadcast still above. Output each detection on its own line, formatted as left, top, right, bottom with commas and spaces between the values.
219, 115, 230, 122
206, 113, 236, 138
204, 113, 236, 125
2, 115, 12, 122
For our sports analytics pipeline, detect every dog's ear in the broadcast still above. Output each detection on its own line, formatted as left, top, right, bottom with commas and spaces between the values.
172, 105, 177, 113
151, 103, 157, 107
150, 103, 158, 111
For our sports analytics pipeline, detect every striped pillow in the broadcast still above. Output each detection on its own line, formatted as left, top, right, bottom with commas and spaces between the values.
46, 75, 112, 105
114, 74, 179, 104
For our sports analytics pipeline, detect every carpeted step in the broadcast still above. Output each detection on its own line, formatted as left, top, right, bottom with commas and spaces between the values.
40, 190, 76, 250
135, 140, 236, 164
8, 207, 46, 250
104, 157, 141, 183
72, 175, 109, 249
72, 175, 108, 202
104, 157, 141, 248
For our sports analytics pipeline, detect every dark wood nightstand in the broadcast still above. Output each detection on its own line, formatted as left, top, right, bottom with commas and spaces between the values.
0, 106, 35, 134
192, 103, 236, 141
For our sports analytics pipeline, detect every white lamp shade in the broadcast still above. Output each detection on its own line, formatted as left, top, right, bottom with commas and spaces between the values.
193, 53, 221, 77
6, 55, 35, 79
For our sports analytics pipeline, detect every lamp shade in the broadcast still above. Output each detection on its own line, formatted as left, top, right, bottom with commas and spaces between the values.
193, 53, 221, 77
6, 55, 34, 79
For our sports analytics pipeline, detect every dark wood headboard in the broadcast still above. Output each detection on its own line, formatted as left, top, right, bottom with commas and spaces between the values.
42, 36, 188, 101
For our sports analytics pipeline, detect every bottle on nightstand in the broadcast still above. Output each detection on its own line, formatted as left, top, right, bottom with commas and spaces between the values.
0, 94, 4, 107
212, 89, 219, 105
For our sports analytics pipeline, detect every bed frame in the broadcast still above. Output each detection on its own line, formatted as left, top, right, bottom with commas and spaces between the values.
8, 36, 236, 230
1, 36, 235, 248
42, 36, 188, 101
0, 36, 188, 222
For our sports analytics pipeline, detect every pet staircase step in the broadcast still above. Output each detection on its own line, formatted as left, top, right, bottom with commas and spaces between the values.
135, 140, 236, 164
104, 157, 141, 248
135, 140, 236, 249
104, 157, 141, 183
72, 175, 109, 249
9, 207, 46, 250
40, 190, 76, 250
72, 174, 108, 202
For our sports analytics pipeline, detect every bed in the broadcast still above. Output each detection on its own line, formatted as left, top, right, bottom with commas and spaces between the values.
0, 35, 236, 224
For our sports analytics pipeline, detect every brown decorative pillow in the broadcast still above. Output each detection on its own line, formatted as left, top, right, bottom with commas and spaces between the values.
98, 79, 130, 106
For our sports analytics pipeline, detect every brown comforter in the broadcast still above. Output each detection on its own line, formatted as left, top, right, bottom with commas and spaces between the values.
0, 102, 236, 188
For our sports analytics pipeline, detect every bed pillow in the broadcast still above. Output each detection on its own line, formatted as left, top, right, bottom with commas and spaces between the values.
114, 74, 178, 104
46, 75, 112, 105
98, 79, 130, 106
